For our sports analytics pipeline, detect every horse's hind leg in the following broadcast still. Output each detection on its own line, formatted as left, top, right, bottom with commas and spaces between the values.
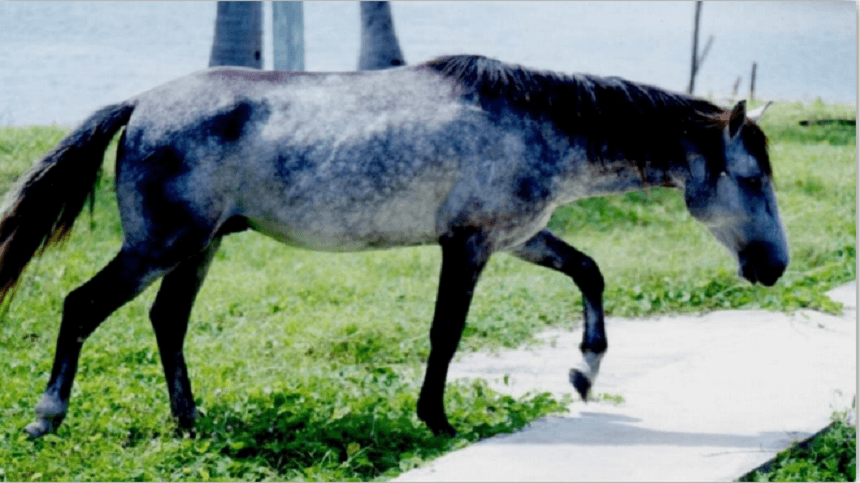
417, 230, 491, 437
511, 229, 606, 400
148, 238, 221, 430
24, 249, 171, 437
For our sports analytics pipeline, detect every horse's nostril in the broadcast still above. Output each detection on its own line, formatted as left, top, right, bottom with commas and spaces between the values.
756, 268, 781, 287
739, 241, 787, 286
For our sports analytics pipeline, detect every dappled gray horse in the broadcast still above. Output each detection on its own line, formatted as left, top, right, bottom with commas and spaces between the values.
0, 55, 788, 438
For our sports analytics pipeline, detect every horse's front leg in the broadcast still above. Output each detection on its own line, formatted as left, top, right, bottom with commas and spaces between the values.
417, 229, 491, 436
511, 229, 606, 400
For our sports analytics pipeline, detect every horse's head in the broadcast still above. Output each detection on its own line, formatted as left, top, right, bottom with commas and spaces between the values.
683, 101, 788, 286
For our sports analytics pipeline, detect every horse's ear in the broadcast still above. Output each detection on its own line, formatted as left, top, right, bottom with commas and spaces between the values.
725, 100, 746, 141
748, 101, 773, 122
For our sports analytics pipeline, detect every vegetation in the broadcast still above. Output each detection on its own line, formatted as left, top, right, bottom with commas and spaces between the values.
0, 100, 854, 481
740, 409, 856, 482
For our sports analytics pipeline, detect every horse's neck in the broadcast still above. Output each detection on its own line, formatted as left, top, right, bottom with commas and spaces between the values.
554, 142, 684, 204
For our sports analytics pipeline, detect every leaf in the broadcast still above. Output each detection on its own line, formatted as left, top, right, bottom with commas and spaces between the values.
347, 442, 360, 457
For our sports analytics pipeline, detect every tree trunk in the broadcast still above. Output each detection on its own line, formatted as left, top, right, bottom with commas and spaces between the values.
273, 2, 304, 71
209, 1, 263, 68
358, 1, 406, 70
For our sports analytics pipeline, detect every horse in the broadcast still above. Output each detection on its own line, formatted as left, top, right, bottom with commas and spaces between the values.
0, 54, 788, 439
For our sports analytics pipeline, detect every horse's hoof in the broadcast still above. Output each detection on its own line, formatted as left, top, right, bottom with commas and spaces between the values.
24, 418, 53, 438
173, 426, 197, 439
429, 421, 457, 438
176, 414, 196, 429
27, 396, 67, 437
418, 409, 457, 437
417, 399, 457, 437
569, 368, 591, 401
176, 426, 197, 438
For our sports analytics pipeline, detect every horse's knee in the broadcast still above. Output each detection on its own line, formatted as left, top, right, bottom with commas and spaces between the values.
571, 256, 604, 296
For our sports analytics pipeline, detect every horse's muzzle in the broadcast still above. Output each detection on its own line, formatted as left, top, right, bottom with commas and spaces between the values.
738, 241, 789, 287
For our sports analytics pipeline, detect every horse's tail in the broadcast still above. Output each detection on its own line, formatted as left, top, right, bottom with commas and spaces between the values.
0, 101, 136, 305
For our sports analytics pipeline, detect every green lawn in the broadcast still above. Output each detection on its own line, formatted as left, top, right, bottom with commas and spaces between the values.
0, 100, 854, 481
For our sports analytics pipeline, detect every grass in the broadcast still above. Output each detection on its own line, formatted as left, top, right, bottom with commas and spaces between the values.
739, 408, 857, 482
0, 99, 854, 481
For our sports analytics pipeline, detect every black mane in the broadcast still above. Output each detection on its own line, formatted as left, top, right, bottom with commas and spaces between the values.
422, 55, 768, 177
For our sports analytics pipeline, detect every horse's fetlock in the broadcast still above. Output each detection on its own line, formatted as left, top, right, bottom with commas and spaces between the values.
580, 338, 607, 355
570, 350, 604, 400
170, 396, 197, 421
26, 396, 68, 438
416, 395, 445, 422
175, 412, 197, 430
35, 394, 67, 418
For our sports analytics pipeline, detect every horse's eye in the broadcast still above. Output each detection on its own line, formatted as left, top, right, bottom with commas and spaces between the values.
737, 176, 763, 190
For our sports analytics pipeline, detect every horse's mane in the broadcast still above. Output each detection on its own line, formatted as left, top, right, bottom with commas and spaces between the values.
422, 55, 769, 177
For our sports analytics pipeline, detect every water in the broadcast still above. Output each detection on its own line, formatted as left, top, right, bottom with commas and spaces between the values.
0, 1, 855, 126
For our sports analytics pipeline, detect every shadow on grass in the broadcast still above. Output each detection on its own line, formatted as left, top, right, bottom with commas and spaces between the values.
182, 369, 567, 480
196, 402, 441, 479
767, 117, 856, 146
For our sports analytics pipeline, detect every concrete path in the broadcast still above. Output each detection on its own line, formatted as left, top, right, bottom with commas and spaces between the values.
394, 282, 856, 482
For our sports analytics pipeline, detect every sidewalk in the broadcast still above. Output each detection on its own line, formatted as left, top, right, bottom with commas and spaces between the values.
394, 282, 856, 482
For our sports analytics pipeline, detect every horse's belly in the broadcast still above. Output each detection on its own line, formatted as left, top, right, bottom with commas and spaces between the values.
244, 195, 442, 252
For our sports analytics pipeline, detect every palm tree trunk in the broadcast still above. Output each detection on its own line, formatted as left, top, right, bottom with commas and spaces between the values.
209, 1, 263, 68
358, 1, 405, 70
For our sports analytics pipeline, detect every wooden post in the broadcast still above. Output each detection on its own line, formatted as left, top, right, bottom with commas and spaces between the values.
272, 1, 304, 71
750, 62, 757, 102
688, 1, 702, 95
698, 35, 714, 67
732, 76, 742, 97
